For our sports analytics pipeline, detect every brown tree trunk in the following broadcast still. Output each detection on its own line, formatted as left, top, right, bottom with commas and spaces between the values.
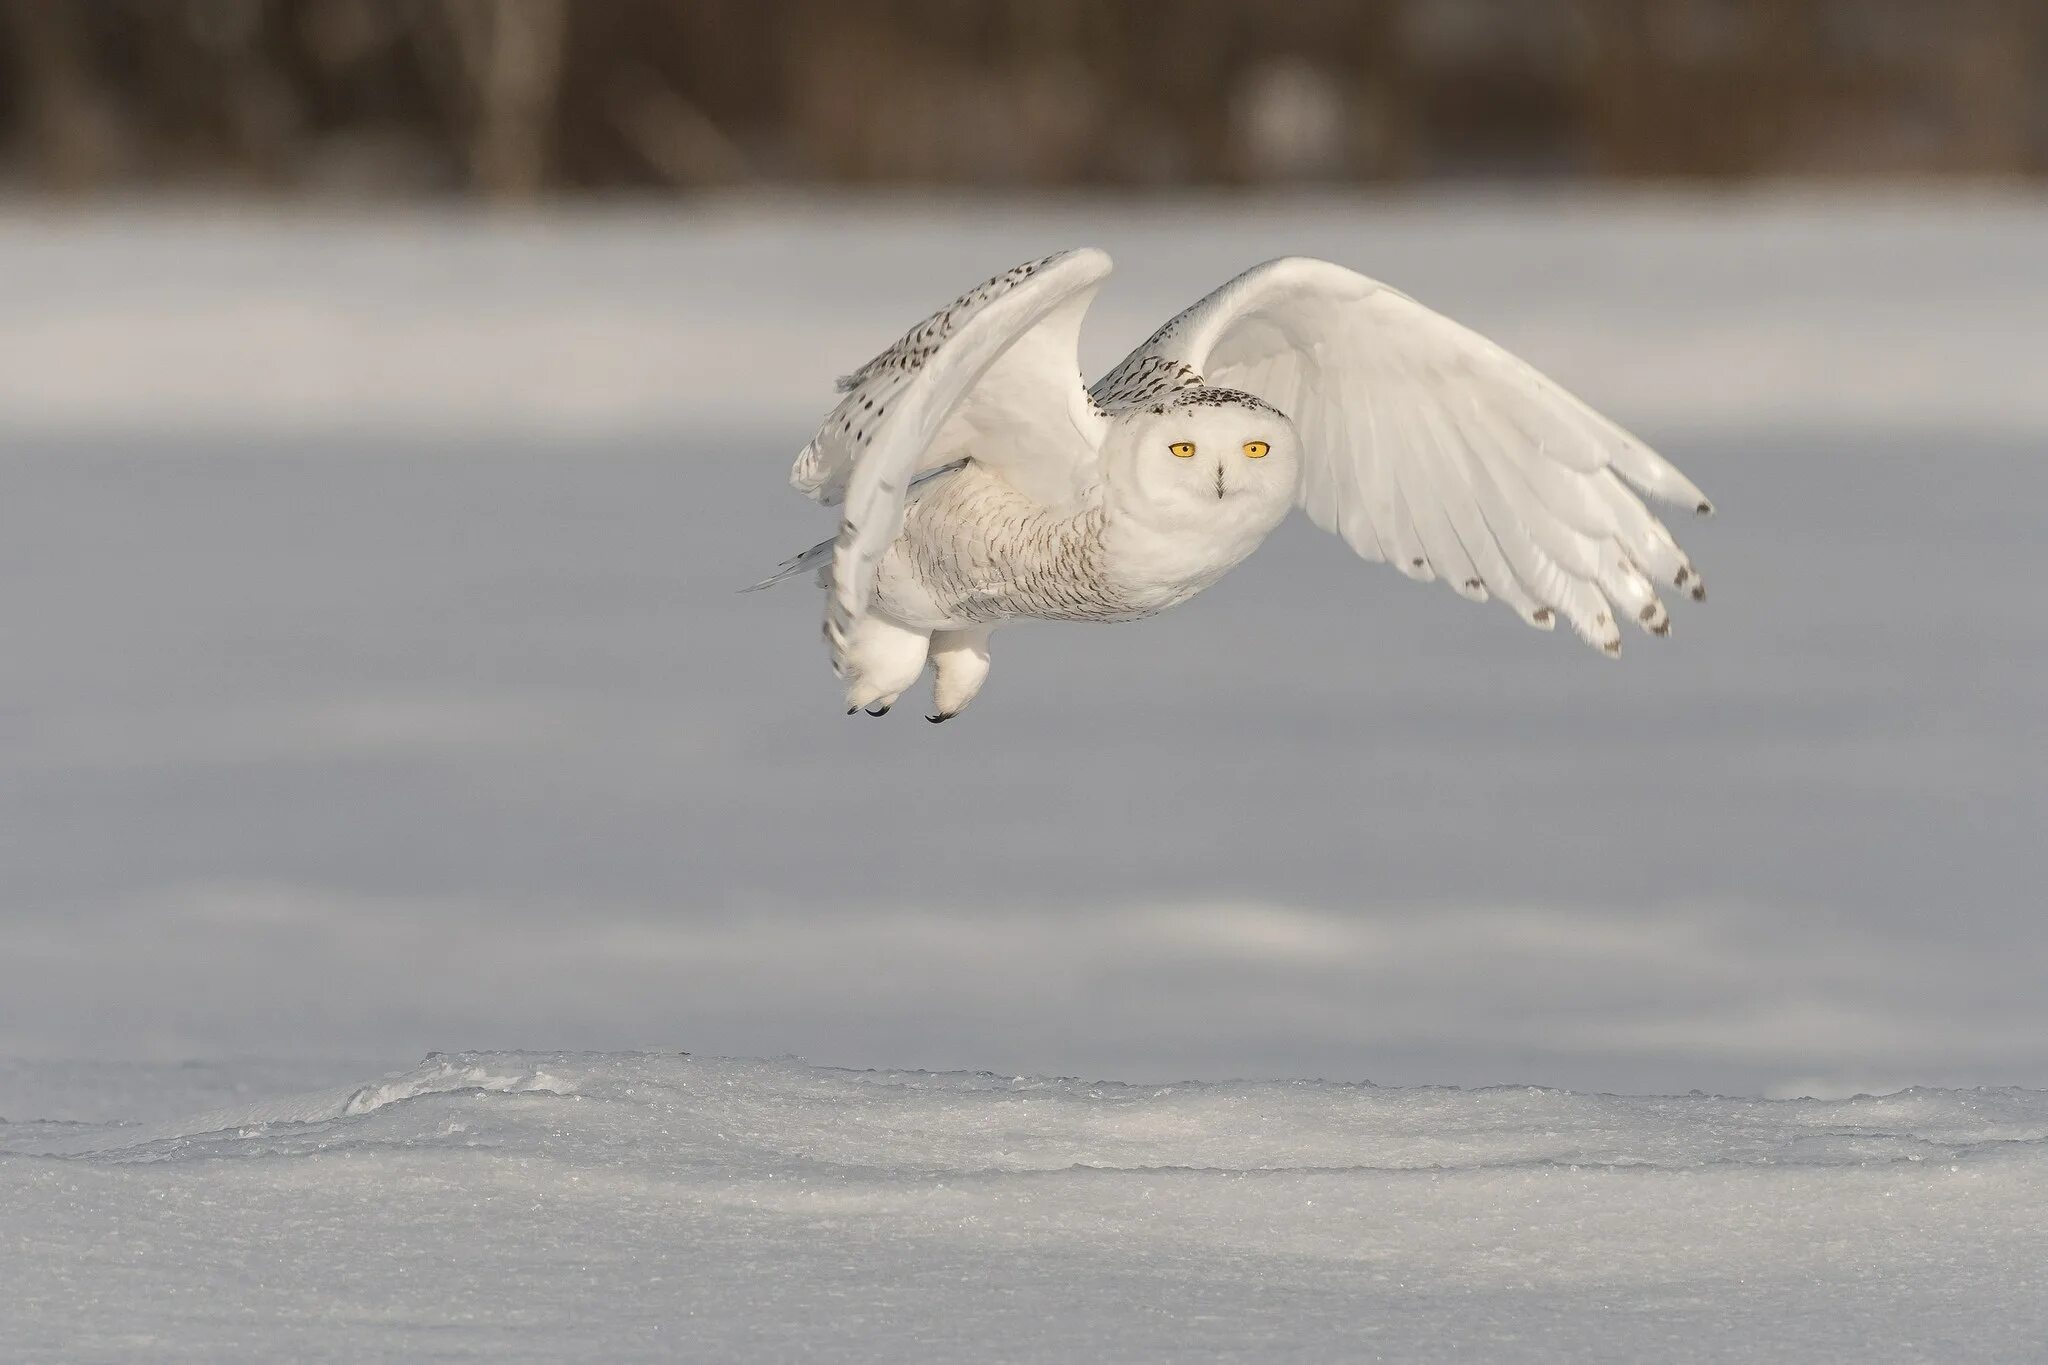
3, 0, 122, 191
442, 0, 568, 199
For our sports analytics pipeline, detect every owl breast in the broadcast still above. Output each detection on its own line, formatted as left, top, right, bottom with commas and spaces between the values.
869, 463, 1229, 629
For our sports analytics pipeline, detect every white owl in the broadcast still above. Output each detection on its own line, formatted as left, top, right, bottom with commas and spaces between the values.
755, 250, 1711, 721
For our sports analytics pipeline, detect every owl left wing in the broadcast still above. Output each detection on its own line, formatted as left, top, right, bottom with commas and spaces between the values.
1111, 257, 1712, 654
792, 249, 1112, 672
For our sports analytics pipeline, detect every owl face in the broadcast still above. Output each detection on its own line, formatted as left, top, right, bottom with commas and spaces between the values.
1105, 388, 1300, 529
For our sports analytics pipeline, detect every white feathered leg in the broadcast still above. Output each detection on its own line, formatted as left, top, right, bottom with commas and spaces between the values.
842, 613, 931, 716
926, 626, 994, 723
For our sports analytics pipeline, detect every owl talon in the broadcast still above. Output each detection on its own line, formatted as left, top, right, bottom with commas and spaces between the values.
866, 704, 891, 717
926, 712, 951, 724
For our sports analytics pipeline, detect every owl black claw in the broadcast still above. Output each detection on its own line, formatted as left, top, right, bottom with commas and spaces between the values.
926, 713, 951, 724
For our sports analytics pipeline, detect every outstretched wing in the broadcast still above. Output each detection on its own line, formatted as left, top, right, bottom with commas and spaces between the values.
1100, 258, 1711, 654
793, 249, 1112, 670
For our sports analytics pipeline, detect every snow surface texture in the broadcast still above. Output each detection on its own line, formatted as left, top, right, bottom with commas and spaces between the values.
7, 1051, 2048, 1363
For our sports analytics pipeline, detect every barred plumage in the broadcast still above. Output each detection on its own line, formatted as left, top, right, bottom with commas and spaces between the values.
877, 463, 1182, 627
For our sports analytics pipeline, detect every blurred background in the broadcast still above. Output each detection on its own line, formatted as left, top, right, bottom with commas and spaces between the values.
3, 1, 2045, 1116
4, 0, 2046, 196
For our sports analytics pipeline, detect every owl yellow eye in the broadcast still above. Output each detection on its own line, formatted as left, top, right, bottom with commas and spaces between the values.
1169, 442, 1197, 458
1243, 440, 1270, 459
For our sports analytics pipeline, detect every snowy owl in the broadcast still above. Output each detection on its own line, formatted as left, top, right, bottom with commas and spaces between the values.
754, 250, 1711, 721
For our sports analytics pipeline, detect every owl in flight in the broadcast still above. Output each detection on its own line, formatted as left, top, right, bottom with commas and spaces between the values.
754, 250, 1710, 721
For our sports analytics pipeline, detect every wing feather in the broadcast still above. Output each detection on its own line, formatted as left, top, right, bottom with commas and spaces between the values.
1404, 396, 1493, 602
1318, 394, 1386, 563
1107, 257, 1709, 655
791, 250, 1112, 672
1361, 370, 1430, 578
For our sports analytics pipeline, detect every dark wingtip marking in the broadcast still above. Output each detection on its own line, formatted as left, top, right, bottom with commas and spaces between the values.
1531, 608, 1553, 625
1696, 502, 1714, 517
1691, 585, 1708, 602
1410, 557, 1425, 569
1638, 604, 1659, 623
1464, 578, 1483, 591
1651, 619, 1671, 637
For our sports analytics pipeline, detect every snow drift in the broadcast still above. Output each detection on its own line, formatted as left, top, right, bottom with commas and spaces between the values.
6, 1052, 2047, 1361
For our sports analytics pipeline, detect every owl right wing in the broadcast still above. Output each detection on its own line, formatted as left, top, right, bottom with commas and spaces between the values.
791, 249, 1113, 672
1102, 257, 1712, 655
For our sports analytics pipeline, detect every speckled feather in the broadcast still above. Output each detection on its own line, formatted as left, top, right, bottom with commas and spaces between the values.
791, 252, 1079, 507
878, 464, 1141, 625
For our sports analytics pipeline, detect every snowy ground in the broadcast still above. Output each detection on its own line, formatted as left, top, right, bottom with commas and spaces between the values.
2, 193, 2046, 1358
9, 1051, 2048, 1363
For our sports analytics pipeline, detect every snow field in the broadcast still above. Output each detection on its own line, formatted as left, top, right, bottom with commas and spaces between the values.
7, 1051, 2048, 1362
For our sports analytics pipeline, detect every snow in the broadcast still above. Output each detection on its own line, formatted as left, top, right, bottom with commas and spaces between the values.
2, 192, 2046, 441
6, 1051, 2047, 1361
3, 192, 2046, 1358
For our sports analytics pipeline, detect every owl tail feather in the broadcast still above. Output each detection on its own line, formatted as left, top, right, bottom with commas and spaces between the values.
742, 537, 835, 593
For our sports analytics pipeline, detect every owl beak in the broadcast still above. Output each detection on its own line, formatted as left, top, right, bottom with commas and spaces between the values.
1214, 463, 1226, 499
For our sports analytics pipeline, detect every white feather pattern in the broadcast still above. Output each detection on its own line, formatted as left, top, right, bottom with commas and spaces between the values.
1108, 257, 1712, 654
793, 249, 1112, 671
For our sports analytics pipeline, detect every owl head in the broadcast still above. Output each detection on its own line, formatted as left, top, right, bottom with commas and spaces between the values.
1101, 386, 1300, 533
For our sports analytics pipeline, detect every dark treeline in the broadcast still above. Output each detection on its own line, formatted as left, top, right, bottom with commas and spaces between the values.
1, 0, 2042, 198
